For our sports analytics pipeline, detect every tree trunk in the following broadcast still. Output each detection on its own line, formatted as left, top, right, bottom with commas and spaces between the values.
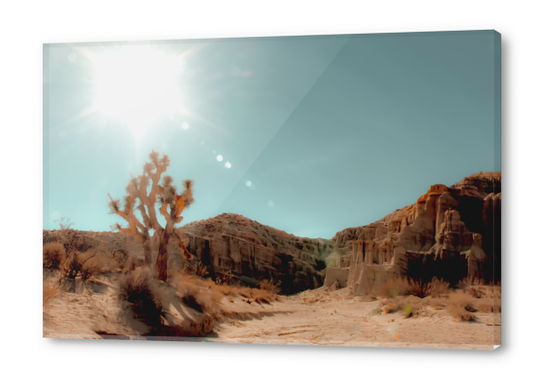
143, 239, 152, 266
156, 230, 171, 281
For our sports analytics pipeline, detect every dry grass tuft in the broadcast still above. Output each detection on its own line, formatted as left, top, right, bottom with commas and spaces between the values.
380, 296, 423, 318
403, 296, 422, 318
119, 267, 165, 327
425, 278, 450, 298
373, 277, 448, 299
459, 277, 501, 300
79, 251, 119, 281
381, 298, 402, 314
446, 292, 477, 321
58, 249, 120, 281
373, 276, 499, 321
181, 261, 209, 277
170, 272, 224, 316
61, 252, 83, 280
259, 279, 281, 295
43, 242, 66, 269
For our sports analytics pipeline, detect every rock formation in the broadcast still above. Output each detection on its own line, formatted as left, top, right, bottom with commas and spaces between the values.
328, 172, 501, 295
176, 213, 334, 294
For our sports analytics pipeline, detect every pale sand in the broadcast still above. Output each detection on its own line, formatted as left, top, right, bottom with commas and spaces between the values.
214, 288, 500, 350
43, 275, 500, 350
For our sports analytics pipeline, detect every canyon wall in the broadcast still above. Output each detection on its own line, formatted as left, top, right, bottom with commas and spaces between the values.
329, 172, 501, 294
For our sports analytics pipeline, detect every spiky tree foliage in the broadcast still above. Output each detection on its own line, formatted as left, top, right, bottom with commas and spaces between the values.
108, 150, 194, 280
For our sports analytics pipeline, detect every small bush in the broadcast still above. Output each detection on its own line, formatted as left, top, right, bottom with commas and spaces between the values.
425, 278, 450, 298
119, 267, 164, 327
79, 252, 119, 281
380, 296, 422, 317
250, 288, 275, 304
175, 275, 223, 315
459, 277, 500, 299
43, 242, 66, 269
181, 261, 209, 277
61, 252, 83, 279
446, 292, 477, 321
403, 296, 422, 318
408, 280, 429, 298
381, 298, 402, 314
259, 279, 281, 295
373, 277, 442, 299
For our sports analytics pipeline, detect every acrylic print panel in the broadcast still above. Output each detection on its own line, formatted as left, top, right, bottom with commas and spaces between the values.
43, 30, 501, 349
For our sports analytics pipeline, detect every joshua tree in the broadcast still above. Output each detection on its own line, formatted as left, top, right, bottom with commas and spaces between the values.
108, 150, 194, 281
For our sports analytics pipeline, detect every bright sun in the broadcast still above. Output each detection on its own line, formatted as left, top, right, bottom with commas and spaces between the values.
90, 44, 185, 138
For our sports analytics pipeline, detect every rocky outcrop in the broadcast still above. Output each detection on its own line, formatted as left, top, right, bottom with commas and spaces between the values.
329, 172, 501, 291
176, 213, 335, 294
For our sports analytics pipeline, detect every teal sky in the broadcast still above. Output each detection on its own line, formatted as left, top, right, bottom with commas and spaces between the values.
43, 30, 500, 238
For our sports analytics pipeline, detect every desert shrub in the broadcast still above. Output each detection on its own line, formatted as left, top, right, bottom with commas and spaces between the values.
61, 252, 83, 279
54, 216, 74, 230
403, 296, 422, 318
446, 291, 477, 321
259, 279, 281, 295
465, 285, 484, 298
380, 296, 422, 317
79, 252, 119, 281
178, 282, 204, 312
215, 270, 234, 285
458, 277, 500, 299
43, 283, 58, 305
195, 262, 208, 277
374, 277, 411, 298
119, 267, 164, 327
408, 280, 430, 298
425, 278, 450, 298
181, 261, 209, 278
250, 288, 274, 304
459, 276, 484, 288
43, 242, 66, 269
168, 271, 223, 314
381, 298, 403, 314
373, 277, 441, 299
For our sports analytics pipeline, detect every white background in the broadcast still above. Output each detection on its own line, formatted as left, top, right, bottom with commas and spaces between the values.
0, 0, 539, 378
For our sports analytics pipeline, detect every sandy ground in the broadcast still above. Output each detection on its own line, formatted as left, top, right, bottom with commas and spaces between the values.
44, 273, 500, 350
215, 288, 501, 350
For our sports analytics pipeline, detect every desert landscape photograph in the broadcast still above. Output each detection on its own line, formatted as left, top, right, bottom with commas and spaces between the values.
43, 30, 501, 349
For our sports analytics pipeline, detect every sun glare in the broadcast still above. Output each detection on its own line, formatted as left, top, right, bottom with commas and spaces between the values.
90, 44, 185, 138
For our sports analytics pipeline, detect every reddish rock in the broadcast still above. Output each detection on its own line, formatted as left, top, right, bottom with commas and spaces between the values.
329, 172, 501, 289
176, 213, 333, 293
